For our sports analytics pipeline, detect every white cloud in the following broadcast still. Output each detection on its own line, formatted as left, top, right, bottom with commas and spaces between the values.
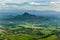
50, 2, 57, 5
0, 0, 29, 9
29, 2, 49, 6
29, 2, 40, 5
56, 1, 60, 4
0, 0, 29, 3
0, 0, 60, 11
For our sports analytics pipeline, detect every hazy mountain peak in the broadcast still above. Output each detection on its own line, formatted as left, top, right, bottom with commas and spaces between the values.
22, 12, 31, 15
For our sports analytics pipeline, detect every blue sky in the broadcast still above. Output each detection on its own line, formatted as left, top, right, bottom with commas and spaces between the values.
0, 0, 60, 11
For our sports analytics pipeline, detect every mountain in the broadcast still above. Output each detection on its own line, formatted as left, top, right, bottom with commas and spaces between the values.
0, 10, 60, 27
0, 10, 60, 19
8, 12, 49, 21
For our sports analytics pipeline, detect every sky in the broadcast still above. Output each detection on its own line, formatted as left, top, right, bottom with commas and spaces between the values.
0, 0, 60, 11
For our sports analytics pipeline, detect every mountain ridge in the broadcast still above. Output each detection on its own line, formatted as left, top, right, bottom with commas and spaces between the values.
7, 12, 49, 21
0, 10, 60, 19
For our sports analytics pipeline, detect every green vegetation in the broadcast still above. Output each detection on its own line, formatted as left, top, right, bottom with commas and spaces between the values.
0, 13, 60, 40
0, 23, 60, 40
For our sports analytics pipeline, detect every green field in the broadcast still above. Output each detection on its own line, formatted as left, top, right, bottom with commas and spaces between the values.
0, 23, 60, 40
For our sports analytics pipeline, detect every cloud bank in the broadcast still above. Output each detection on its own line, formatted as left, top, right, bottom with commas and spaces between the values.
0, 0, 60, 11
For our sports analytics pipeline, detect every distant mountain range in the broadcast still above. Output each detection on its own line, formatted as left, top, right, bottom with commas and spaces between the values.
0, 10, 60, 19
0, 10, 60, 26
8, 12, 49, 21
